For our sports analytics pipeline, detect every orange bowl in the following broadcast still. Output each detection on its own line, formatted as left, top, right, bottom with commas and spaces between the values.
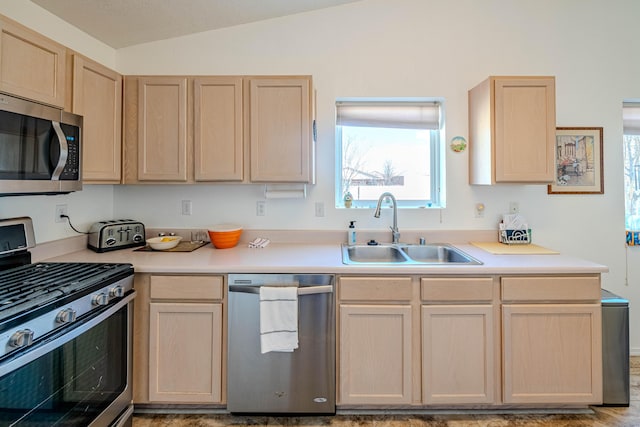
208, 225, 242, 249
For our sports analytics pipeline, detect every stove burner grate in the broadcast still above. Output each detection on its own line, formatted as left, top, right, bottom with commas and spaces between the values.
0, 262, 133, 325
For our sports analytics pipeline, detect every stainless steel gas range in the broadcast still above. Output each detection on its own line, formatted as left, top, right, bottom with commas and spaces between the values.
0, 217, 136, 426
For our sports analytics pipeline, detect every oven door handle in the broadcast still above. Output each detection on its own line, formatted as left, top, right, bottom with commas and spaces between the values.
0, 291, 136, 378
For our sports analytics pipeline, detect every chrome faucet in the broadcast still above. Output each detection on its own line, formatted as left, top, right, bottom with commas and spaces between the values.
374, 192, 400, 244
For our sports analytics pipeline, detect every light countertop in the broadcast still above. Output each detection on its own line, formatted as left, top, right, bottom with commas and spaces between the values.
44, 241, 608, 275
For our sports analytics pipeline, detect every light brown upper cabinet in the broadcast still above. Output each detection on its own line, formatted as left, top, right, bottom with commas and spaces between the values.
469, 76, 556, 185
138, 76, 188, 182
125, 76, 241, 183
72, 55, 122, 183
194, 77, 244, 181
0, 17, 66, 108
248, 78, 313, 183
124, 75, 313, 184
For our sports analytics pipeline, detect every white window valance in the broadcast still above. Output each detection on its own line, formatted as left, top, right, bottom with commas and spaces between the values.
336, 101, 441, 130
623, 102, 640, 135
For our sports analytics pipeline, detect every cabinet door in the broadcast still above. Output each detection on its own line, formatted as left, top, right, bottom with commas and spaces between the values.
422, 305, 494, 404
149, 302, 223, 403
137, 77, 188, 181
494, 77, 555, 183
73, 55, 122, 183
339, 304, 412, 405
249, 78, 312, 183
194, 77, 243, 181
0, 18, 66, 107
502, 303, 602, 404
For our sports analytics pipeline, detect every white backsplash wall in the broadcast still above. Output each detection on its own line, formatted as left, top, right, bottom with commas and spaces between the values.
0, 186, 115, 243
2, 0, 639, 350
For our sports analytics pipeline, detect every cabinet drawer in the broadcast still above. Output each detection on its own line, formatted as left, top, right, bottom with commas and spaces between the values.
501, 276, 600, 302
150, 275, 223, 300
339, 277, 412, 301
421, 277, 494, 302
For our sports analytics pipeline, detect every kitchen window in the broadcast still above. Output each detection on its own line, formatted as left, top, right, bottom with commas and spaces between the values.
624, 102, 640, 243
335, 99, 444, 209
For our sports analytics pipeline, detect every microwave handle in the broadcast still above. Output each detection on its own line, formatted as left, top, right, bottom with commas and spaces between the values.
51, 121, 68, 181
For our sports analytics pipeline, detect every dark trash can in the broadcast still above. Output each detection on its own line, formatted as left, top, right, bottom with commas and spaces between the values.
601, 289, 630, 406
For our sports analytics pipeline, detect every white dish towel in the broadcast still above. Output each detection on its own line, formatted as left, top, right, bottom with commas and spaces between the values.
259, 286, 298, 354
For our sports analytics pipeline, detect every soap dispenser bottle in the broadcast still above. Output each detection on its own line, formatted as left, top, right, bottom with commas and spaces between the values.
348, 221, 357, 245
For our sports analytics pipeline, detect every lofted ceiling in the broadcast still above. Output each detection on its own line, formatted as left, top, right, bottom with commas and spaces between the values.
30, 0, 360, 49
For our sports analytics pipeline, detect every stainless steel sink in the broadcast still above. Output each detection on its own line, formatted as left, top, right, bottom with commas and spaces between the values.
398, 244, 479, 264
344, 244, 410, 263
342, 243, 481, 265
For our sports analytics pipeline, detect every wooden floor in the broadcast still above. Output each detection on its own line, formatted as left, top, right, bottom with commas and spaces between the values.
133, 357, 640, 426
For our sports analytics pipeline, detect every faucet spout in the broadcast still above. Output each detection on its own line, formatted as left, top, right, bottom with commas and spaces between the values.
374, 192, 400, 243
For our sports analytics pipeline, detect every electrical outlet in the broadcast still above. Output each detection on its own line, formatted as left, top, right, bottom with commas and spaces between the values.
256, 201, 266, 216
315, 202, 325, 217
475, 203, 485, 218
55, 204, 68, 223
509, 201, 520, 214
181, 200, 192, 215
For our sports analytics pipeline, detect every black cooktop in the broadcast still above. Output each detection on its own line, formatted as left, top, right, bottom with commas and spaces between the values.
0, 262, 133, 326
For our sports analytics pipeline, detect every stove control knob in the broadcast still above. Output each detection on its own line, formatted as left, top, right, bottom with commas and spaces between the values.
56, 308, 77, 324
110, 285, 124, 298
92, 293, 109, 306
9, 329, 34, 348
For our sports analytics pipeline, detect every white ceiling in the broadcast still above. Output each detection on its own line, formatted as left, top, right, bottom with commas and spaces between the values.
30, 0, 360, 49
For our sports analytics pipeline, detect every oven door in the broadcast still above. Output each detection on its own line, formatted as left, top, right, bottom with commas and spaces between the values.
0, 291, 135, 427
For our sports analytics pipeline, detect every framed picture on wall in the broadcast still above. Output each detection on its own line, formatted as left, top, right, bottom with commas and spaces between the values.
548, 127, 604, 194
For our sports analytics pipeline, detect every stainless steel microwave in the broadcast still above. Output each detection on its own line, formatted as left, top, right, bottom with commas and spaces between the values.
0, 93, 82, 196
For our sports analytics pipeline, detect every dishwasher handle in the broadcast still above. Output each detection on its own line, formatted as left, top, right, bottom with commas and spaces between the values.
229, 284, 333, 295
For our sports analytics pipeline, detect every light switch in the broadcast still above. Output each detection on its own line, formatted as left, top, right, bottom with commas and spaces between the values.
181, 200, 192, 215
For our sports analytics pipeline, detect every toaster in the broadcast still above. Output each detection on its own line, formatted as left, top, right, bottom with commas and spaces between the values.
88, 219, 146, 252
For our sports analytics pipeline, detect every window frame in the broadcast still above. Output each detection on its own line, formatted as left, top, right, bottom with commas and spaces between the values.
623, 102, 640, 232
334, 98, 445, 209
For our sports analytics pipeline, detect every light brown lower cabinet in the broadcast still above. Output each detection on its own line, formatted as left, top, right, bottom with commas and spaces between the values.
421, 277, 496, 405
149, 301, 222, 402
338, 276, 413, 405
129, 272, 602, 409
501, 276, 603, 405
133, 274, 225, 404
339, 304, 413, 405
337, 274, 602, 408
422, 304, 495, 404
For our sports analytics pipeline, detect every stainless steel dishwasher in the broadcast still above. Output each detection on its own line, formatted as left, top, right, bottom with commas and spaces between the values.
227, 273, 335, 414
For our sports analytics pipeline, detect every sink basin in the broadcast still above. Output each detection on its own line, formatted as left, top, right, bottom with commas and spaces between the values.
342, 243, 481, 265
398, 244, 480, 264
344, 244, 409, 263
